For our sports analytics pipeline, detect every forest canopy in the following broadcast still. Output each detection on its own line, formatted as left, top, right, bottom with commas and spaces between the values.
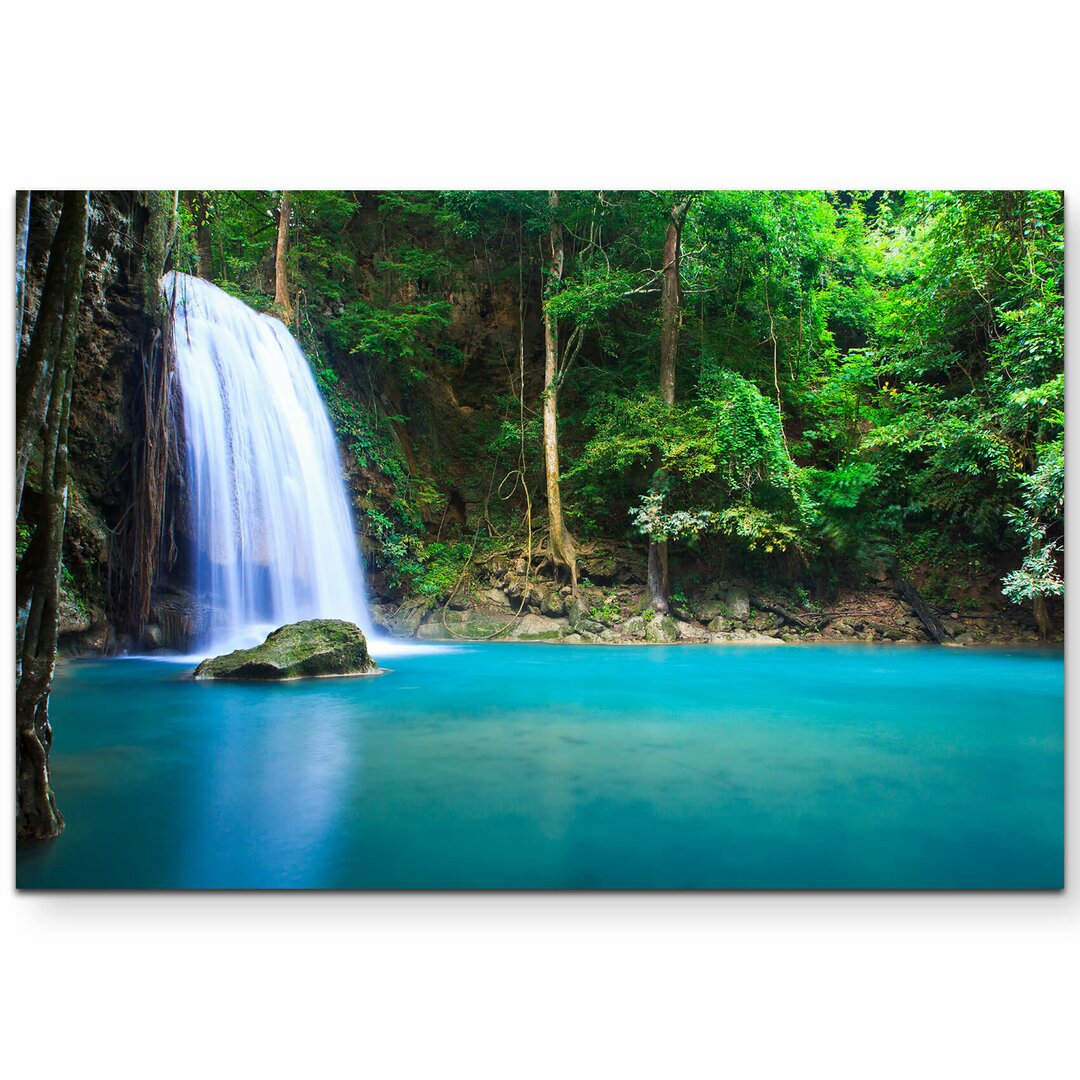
169, 189, 1064, 629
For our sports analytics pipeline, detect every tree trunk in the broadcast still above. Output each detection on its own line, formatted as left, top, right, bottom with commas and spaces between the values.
15, 192, 87, 519
647, 198, 690, 613
15, 190, 31, 356
541, 192, 578, 591
273, 192, 293, 324
184, 190, 215, 279
1033, 595, 1052, 639
16, 191, 89, 840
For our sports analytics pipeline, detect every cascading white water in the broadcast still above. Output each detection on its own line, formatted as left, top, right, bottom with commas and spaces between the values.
165, 271, 371, 653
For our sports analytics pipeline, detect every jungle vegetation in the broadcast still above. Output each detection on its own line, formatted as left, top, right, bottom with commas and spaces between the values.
169, 189, 1065, 625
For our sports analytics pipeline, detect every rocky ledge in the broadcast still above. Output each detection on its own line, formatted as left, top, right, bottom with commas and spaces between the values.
193, 619, 378, 680
370, 559, 1050, 647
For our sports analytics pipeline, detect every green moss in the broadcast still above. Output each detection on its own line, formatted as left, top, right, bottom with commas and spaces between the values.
193, 619, 377, 680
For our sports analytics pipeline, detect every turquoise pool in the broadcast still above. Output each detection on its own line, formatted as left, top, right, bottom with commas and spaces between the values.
15, 642, 1064, 889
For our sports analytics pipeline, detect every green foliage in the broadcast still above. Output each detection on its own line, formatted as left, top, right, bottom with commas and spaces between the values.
589, 592, 622, 624
330, 298, 451, 372
184, 187, 1063, 609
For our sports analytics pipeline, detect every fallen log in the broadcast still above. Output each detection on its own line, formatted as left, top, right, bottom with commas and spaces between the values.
750, 594, 811, 629
888, 559, 952, 644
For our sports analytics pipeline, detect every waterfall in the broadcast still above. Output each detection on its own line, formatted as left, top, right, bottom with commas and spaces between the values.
165, 272, 371, 653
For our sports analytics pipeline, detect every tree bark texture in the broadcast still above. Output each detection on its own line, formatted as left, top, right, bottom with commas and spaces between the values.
541, 192, 578, 590
647, 198, 690, 613
889, 559, 952, 645
15, 190, 31, 356
16, 191, 89, 840
274, 192, 293, 324
184, 190, 215, 279
15, 192, 86, 518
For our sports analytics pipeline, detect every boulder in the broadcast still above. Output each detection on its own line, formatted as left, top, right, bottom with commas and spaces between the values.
193, 620, 377, 681
508, 613, 568, 640
725, 586, 751, 622
675, 620, 709, 642
644, 614, 679, 643
58, 594, 91, 636
621, 615, 647, 639
540, 590, 567, 617
415, 610, 567, 641
149, 589, 215, 651
388, 596, 436, 637
697, 600, 730, 622
566, 597, 586, 630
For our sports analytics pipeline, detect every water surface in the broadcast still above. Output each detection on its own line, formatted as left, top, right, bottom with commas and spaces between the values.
16, 643, 1063, 889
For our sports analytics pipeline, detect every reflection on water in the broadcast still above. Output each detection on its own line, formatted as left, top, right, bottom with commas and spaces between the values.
16, 644, 1063, 889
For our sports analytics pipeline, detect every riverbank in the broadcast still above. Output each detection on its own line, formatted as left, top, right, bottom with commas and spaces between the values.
370, 560, 1054, 647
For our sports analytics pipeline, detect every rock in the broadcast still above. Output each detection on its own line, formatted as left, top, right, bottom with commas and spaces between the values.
563, 633, 584, 645
58, 594, 91, 636
954, 632, 975, 645
675, 620, 709, 642
567, 597, 586, 630
703, 580, 731, 600
481, 556, 510, 583
388, 596, 436, 637
697, 600, 730, 622
748, 611, 781, 632
725, 586, 751, 622
644, 614, 679, 643
577, 541, 647, 585
540, 590, 567, 617
509, 613, 568, 640
416, 610, 567, 641
447, 595, 471, 611
621, 615, 647, 639
480, 588, 512, 608
193, 619, 377, 681
149, 588, 215, 650
706, 615, 734, 633
370, 603, 395, 631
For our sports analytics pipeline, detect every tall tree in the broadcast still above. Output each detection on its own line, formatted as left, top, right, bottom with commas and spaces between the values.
16, 191, 89, 840
273, 191, 293, 324
183, 190, 215, 279
541, 191, 579, 590
15, 193, 88, 518
15, 190, 31, 355
646, 195, 691, 613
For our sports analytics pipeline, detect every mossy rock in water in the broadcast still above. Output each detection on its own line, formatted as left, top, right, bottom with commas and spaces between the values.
193, 619, 377, 681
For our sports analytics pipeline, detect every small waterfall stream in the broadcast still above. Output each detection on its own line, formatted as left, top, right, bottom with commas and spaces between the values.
166, 272, 371, 652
